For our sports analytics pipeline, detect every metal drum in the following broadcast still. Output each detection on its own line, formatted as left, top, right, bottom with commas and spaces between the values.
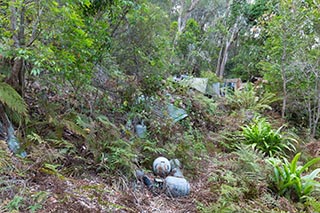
165, 176, 190, 198
153, 157, 171, 177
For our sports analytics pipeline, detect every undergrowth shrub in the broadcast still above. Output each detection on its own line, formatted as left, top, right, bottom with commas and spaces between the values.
305, 196, 320, 212
241, 117, 297, 157
26, 132, 81, 177
132, 138, 167, 169
166, 126, 206, 174
268, 153, 320, 202
83, 115, 138, 176
188, 93, 223, 132
99, 139, 137, 176
226, 83, 278, 112
200, 145, 273, 212
0, 143, 49, 212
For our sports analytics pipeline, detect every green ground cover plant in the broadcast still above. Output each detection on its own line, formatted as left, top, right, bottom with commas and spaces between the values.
268, 153, 320, 201
241, 117, 297, 157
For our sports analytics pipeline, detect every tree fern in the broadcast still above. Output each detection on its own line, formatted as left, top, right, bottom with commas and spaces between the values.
0, 82, 27, 116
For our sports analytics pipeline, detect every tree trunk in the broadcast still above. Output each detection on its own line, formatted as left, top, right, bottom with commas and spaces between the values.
6, 58, 24, 94
6, 1, 26, 95
215, 21, 239, 79
311, 76, 320, 138
215, 46, 224, 78
280, 32, 287, 118
176, 0, 200, 33
281, 81, 287, 118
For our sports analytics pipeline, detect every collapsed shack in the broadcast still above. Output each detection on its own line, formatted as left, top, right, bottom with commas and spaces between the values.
173, 75, 243, 97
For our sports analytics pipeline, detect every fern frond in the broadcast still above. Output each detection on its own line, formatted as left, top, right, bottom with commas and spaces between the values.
0, 82, 27, 116
0, 142, 13, 173
63, 120, 87, 138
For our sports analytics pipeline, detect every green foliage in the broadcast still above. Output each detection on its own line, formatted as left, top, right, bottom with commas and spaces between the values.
31, 101, 87, 139
258, 0, 320, 135
226, 83, 278, 112
133, 138, 167, 168
268, 153, 320, 201
305, 197, 320, 212
27, 132, 78, 173
112, 2, 171, 96
192, 94, 218, 118
27, 191, 49, 212
176, 18, 203, 74
241, 117, 297, 157
99, 139, 137, 176
234, 144, 271, 182
84, 115, 137, 176
6, 195, 24, 211
177, 18, 201, 57
201, 147, 272, 212
243, 0, 271, 25
200, 71, 221, 83
0, 82, 27, 116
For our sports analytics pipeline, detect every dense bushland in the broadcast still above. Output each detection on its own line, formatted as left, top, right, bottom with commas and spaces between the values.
0, 0, 320, 212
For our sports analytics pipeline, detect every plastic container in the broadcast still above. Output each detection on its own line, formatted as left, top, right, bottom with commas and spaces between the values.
135, 121, 147, 138
165, 176, 190, 198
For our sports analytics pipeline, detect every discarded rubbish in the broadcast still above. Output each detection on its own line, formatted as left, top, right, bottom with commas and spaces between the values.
0, 113, 26, 157
207, 82, 221, 97
135, 121, 147, 138
167, 104, 188, 123
170, 159, 181, 170
172, 75, 244, 97
138, 157, 191, 198
135, 170, 153, 189
166, 159, 190, 196
175, 75, 207, 93
153, 156, 171, 177
165, 176, 190, 198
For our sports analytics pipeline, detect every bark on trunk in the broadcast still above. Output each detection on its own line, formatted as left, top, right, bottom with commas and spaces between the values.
215, 21, 239, 79
6, 58, 24, 94
280, 33, 287, 118
6, 1, 26, 95
311, 78, 320, 138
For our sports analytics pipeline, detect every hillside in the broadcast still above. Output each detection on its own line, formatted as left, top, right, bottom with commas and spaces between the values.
0, 0, 320, 212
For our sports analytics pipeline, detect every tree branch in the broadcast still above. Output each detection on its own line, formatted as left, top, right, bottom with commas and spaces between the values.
27, 4, 43, 47
10, 0, 19, 48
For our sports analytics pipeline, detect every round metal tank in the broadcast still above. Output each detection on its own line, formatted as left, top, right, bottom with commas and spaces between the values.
165, 176, 190, 197
153, 157, 171, 177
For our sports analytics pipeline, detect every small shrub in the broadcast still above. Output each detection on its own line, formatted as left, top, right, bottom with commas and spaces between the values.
226, 83, 278, 112
241, 117, 297, 157
305, 197, 320, 212
268, 153, 320, 202
201, 148, 272, 212
102, 139, 137, 175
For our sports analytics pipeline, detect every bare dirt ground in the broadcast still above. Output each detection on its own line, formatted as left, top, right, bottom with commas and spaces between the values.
32, 160, 214, 213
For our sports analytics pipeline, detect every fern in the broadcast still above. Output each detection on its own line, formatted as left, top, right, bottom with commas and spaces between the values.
226, 83, 278, 112
0, 143, 13, 173
63, 120, 87, 138
0, 82, 27, 116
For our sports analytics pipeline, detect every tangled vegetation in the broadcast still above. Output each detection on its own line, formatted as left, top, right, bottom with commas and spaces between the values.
0, 0, 320, 212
